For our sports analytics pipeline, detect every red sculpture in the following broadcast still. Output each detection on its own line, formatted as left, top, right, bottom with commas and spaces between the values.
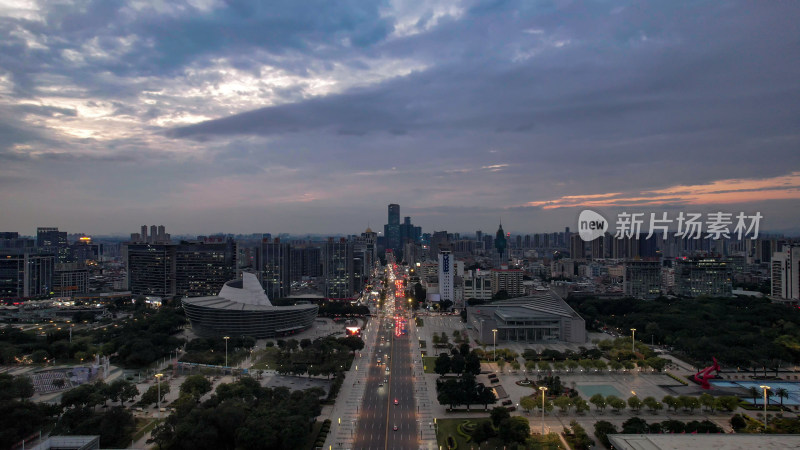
693, 357, 721, 389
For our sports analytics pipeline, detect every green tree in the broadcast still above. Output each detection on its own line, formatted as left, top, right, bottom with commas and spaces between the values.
594, 421, 618, 448
491, 406, 511, 427
450, 353, 465, 374
574, 398, 590, 414
568, 420, 594, 450
520, 395, 537, 413
627, 395, 643, 413
607, 395, 626, 412
180, 374, 212, 399
472, 420, 494, 445
776, 388, 789, 407
643, 396, 662, 413
498, 416, 530, 444
139, 382, 169, 407
554, 395, 572, 414
699, 392, 715, 412
730, 414, 747, 431
434, 353, 451, 377
662, 395, 678, 412
590, 393, 607, 412
622, 417, 649, 434
107, 379, 138, 406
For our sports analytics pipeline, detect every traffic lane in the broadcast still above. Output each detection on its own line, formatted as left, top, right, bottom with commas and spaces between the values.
388, 314, 417, 448
353, 322, 389, 449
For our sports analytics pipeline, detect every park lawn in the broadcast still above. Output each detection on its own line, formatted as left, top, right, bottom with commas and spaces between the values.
131, 417, 163, 443
423, 356, 437, 373
250, 347, 280, 370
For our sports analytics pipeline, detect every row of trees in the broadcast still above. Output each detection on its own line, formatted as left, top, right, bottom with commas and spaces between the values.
433, 349, 481, 377
437, 372, 497, 410
570, 295, 800, 370
587, 393, 740, 414
150, 377, 323, 450
269, 336, 363, 378
182, 336, 256, 366
519, 392, 741, 416
466, 408, 532, 445
0, 374, 142, 449
594, 418, 722, 447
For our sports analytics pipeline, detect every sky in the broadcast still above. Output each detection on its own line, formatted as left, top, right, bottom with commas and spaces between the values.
1, 0, 799, 237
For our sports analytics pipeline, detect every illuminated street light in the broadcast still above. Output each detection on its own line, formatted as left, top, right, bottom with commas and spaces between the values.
155, 373, 164, 413
492, 329, 498, 362
539, 386, 548, 435
630, 328, 636, 355
760, 385, 771, 429
223, 336, 230, 368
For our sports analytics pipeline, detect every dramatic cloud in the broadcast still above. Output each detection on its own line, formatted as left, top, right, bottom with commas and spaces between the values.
0, 0, 799, 235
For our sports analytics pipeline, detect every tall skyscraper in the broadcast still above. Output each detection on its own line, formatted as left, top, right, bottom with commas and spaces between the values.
772, 246, 800, 301
175, 238, 236, 298
623, 260, 662, 299
0, 249, 54, 298
127, 243, 177, 297
384, 203, 401, 253
494, 223, 508, 261
37, 227, 69, 263
438, 249, 454, 304
258, 238, 291, 299
324, 237, 354, 299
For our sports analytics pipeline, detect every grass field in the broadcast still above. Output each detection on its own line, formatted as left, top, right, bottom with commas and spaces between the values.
423, 356, 437, 373
250, 347, 280, 370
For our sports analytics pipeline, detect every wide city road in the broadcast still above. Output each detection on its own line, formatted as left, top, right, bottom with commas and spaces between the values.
353, 265, 417, 449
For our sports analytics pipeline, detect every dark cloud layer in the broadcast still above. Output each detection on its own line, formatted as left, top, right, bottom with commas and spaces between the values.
1, 0, 799, 235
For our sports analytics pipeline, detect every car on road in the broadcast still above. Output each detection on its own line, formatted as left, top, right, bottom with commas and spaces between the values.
384, 378, 388, 383
394, 399, 399, 405
393, 425, 398, 431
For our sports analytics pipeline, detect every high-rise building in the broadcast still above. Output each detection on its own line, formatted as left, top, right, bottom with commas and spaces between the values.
132, 225, 170, 244
324, 237, 354, 299
303, 247, 322, 278
570, 234, 586, 259
384, 204, 401, 253
53, 262, 89, 297
438, 249, 454, 304
258, 238, 291, 299
0, 249, 54, 298
772, 246, 800, 301
463, 270, 492, 300
491, 268, 524, 297
37, 227, 69, 263
623, 260, 662, 299
494, 223, 508, 261
175, 238, 236, 298
126, 243, 176, 297
675, 258, 732, 298
0, 232, 34, 249
430, 231, 449, 259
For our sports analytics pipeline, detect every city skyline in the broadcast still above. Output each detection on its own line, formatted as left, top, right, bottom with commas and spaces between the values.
1, 1, 799, 235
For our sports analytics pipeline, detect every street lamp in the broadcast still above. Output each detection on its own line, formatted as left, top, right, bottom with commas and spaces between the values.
630, 328, 636, 355
539, 386, 548, 435
760, 385, 771, 429
223, 336, 230, 368
155, 373, 163, 413
492, 329, 498, 362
